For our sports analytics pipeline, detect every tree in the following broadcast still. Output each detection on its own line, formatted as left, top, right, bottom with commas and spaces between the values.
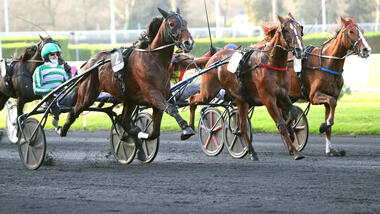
244, 0, 284, 25
344, 0, 376, 22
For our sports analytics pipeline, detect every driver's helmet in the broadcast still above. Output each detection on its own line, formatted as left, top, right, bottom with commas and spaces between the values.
224, 44, 238, 50
41, 43, 61, 58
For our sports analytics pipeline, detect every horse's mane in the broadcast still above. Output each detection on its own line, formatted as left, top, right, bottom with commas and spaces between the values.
13, 45, 39, 62
251, 23, 278, 49
136, 16, 164, 49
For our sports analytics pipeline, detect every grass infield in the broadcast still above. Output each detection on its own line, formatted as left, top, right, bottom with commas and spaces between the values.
0, 92, 379, 135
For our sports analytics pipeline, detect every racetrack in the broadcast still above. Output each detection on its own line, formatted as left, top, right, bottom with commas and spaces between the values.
0, 131, 379, 214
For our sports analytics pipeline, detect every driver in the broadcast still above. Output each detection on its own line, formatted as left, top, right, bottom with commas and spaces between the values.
32, 43, 72, 128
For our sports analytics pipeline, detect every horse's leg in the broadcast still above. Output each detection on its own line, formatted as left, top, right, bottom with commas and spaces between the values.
149, 107, 163, 140
16, 98, 25, 118
188, 78, 221, 130
259, 92, 304, 160
310, 91, 345, 156
57, 81, 100, 137
235, 100, 258, 160
148, 90, 194, 140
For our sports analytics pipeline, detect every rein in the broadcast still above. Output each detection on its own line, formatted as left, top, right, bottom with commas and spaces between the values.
305, 22, 366, 75
134, 43, 176, 52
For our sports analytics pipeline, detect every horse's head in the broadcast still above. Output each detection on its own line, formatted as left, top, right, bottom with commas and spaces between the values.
33, 35, 61, 60
158, 8, 194, 53
339, 17, 371, 58
277, 13, 304, 59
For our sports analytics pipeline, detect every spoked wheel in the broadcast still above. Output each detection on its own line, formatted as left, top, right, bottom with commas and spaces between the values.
135, 112, 159, 163
18, 118, 46, 170
281, 105, 309, 152
198, 107, 224, 156
223, 108, 251, 158
110, 116, 136, 164
6, 99, 19, 144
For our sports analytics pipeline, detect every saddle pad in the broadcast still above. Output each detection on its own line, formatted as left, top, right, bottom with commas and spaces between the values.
227, 52, 243, 73
111, 49, 124, 72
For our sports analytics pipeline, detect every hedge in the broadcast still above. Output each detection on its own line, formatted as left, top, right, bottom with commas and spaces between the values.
2, 32, 379, 60
1, 36, 69, 60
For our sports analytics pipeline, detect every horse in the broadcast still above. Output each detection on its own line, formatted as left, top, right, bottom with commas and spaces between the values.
0, 36, 60, 140
57, 8, 195, 143
170, 52, 211, 81
189, 13, 305, 160
287, 17, 371, 156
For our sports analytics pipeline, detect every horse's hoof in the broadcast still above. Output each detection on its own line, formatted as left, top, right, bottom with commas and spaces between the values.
319, 123, 329, 133
327, 149, 346, 157
55, 126, 66, 137
293, 152, 305, 160
250, 153, 259, 161
180, 126, 195, 140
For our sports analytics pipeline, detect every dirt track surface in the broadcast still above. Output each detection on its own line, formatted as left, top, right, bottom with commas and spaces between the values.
0, 131, 379, 214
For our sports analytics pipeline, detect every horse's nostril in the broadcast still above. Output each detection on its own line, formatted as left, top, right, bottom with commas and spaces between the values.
184, 40, 193, 49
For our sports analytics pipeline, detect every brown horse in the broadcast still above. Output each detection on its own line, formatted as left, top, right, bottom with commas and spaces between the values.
57, 8, 195, 141
287, 17, 371, 156
0, 36, 60, 140
169, 52, 211, 82
189, 13, 305, 160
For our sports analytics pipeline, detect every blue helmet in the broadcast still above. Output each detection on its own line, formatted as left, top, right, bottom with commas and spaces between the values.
224, 44, 238, 50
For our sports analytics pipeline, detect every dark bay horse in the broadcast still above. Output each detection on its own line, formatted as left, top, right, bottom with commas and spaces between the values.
0, 36, 60, 139
57, 8, 195, 141
189, 13, 305, 160
287, 17, 371, 156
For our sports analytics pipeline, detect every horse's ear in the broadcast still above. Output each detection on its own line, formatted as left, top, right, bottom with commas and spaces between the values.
176, 7, 181, 14
158, 8, 169, 18
339, 16, 349, 27
39, 34, 44, 40
277, 14, 285, 24
288, 12, 295, 20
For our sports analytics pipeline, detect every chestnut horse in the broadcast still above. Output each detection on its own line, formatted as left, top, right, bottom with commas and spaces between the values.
287, 17, 371, 156
189, 13, 305, 160
0, 36, 60, 140
57, 8, 195, 141
169, 53, 211, 82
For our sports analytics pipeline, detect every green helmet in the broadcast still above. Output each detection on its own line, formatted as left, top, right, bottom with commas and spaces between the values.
41, 43, 61, 58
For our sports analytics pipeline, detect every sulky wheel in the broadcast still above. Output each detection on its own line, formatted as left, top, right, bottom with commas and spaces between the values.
135, 112, 159, 163
6, 99, 19, 144
282, 105, 309, 152
198, 107, 224, 156
18, 118, 46, 170
110, 116, 137, 164
223, 108, 251, 158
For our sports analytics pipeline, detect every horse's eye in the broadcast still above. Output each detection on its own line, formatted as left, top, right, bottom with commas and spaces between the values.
169, 22, 175, 27
349, 30, 354, 34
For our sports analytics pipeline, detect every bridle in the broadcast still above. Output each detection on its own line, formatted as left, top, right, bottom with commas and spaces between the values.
135, 12, 187, 53
311, 22, 370, 60
276, 19, 304, 55
342, 23, 369, 56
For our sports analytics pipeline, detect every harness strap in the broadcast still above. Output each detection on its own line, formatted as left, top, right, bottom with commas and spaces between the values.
320, 67, 342, 75
260, 63, 287, 71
